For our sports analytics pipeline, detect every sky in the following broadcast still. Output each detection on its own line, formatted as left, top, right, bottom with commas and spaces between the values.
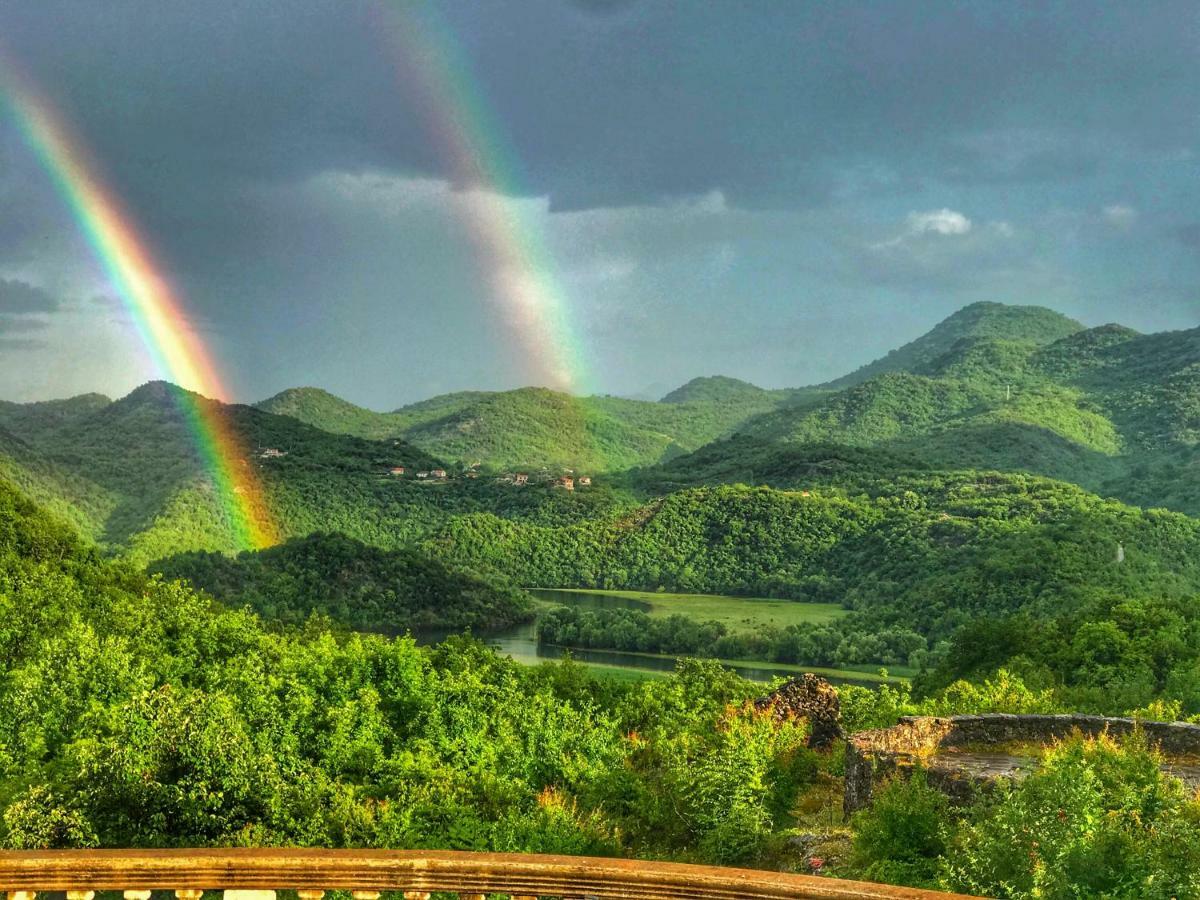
0, 0, 1197, 408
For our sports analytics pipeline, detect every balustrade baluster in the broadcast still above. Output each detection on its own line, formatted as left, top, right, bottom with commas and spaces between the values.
296, 891, 324, 900
124, 891, 151, 900
66, 892, 94, 900
8, 892, 37, 900
402, 893, 430, 900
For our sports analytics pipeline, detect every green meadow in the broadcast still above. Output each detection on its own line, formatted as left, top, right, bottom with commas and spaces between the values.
532, 587, 846, 629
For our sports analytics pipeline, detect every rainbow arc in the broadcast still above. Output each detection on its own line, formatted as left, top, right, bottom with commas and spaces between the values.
0, 59, 277, 549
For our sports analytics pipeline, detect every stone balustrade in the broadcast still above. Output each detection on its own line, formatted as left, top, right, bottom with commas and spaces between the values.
0, 848, 983, 899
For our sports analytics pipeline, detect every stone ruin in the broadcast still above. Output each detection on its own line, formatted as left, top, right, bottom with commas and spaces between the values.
844, 713, 1200, 814
753, 673, 842, 750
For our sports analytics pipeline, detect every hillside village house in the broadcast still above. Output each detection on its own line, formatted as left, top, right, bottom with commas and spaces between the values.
513, 473, 529, 485
431, 468, 448, 479
578, 476, 591, 486
556, 476, 575, 491
416, 471, 429, 479
389, 466, 406, 476
258, 448, 287, 459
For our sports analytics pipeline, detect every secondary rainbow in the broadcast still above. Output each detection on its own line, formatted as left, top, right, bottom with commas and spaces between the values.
0, 59, 277, 549
375, 1, 592, 395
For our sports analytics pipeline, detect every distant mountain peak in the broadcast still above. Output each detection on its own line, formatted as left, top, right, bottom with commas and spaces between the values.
118, 380, 194, 406
825, 302, 1086, 389
661, 375, 767, 403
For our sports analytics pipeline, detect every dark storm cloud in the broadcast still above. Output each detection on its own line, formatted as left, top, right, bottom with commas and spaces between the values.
3, 1, 1197, 214
0, 277, 56, 352
0, 279, 58, 314
1176, 225, 1200, 251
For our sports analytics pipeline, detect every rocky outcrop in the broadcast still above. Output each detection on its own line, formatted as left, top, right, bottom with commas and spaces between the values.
844, 713, 1200, 815
753, 674, 842, 749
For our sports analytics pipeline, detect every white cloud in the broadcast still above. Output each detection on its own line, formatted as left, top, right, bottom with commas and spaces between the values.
870, 208, 975, 250
906, 208, 973, 236
1102, 204, 1138, 229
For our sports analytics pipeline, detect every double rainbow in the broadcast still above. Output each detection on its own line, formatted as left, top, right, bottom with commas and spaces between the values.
0, 60, 277, 550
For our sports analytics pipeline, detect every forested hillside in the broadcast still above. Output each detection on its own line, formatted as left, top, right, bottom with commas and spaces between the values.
720, 320, 1200, 515
427, 473, 1200, 699
154, 531, 533, 632
260, 383, 790, 472
0, 381, 634, 561
0, 476, 799, 860
823, 301, 1085, 388
0, 302, 1195, 565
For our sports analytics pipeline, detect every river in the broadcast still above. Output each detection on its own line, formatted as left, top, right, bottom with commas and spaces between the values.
415, 588, 890, 686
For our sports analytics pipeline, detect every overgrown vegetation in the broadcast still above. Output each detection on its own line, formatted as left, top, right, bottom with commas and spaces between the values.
153, 531, 534, 633
852, 732, 1200, 898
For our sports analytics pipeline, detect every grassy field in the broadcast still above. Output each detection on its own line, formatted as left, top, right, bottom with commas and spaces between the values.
533, 587, 846, 629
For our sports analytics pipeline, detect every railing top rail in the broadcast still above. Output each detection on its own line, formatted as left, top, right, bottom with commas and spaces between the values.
0, 848, 984, 899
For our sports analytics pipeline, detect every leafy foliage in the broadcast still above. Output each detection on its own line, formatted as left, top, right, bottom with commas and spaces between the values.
153, 531, 534, 633
0, 480, 813, 865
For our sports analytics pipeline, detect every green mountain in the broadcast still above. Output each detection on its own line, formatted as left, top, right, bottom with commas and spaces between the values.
0, 381, 639, 561
717, 317, 1200, 515
660, 375, 778, 404
825, 301, 1086, 388
261, 384, 789, 472
3, 301, 1195, 562
0, 424, 117, 538
253, 386, 405, 440
0, 392, 112, 442
153, 531, 533, 633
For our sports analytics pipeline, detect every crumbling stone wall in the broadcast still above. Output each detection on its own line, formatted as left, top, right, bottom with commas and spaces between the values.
753, 673, 842, 749
844, 713, 1200, 814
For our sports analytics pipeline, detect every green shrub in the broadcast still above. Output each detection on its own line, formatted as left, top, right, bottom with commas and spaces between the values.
850, 769, 949, 888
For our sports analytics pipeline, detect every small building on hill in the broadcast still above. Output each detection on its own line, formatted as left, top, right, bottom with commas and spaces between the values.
389, 466, 406, 476
416, 471, 429, 479
513, 473, 529, 486
578, 476, 591, 487
259, 448, 287, 459
431, 468, 448, 479
556, 476, 575, 491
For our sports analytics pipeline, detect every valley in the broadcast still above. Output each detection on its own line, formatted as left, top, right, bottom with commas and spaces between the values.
2, 301, 1200, 894
0, 302, 1196, 695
